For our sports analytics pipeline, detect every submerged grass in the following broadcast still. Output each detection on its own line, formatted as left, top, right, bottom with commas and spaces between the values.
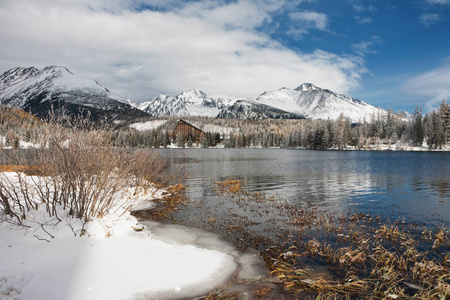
143, 178, 450, 299
263, 211, 450, 299
132, 183, 187, 220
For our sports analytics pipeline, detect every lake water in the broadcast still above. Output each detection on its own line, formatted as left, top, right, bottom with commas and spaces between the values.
158, 149, 450, 227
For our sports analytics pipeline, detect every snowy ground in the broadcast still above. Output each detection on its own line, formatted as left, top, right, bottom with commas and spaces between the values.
0, 136, 38, 149
129, 120, 168, 131
0, 172, 240, 300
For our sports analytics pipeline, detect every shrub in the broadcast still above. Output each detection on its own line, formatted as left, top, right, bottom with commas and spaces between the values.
0, 115, 170, 224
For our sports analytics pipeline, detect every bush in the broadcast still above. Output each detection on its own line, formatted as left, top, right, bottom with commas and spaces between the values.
0, 115, 170, 223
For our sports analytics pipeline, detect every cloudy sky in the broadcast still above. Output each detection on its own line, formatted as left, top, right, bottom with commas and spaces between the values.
1, 0, 449, 112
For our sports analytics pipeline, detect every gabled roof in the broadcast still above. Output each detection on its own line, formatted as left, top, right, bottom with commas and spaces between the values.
175, 119, 205, 133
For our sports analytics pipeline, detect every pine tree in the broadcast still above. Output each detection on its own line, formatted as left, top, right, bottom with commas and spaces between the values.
412, 107, 424, 146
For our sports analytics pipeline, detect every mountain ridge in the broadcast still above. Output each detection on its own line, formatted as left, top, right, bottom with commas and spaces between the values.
0, 66, 149, 121
140, 83, 384, 122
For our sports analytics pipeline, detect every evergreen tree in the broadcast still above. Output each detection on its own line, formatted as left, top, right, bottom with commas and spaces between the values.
427, 110, 446, 149
412, 107, 424, 146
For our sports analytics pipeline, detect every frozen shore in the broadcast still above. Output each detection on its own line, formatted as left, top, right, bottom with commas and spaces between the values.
0, 172, 242, 300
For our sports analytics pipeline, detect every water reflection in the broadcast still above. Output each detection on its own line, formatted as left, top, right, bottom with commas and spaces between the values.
158, 149, 450, 225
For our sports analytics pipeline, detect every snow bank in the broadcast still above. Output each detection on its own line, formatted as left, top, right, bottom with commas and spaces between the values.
0, 172, 238, 300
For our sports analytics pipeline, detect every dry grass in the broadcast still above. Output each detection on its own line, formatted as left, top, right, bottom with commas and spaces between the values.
132, 184, 186, 220
214, 178, 245, 195
0, 165, 46, 176
261, 210, 450, 299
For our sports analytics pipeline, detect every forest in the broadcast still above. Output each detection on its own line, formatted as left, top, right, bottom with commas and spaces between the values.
1, 100, 449, 151
111, 100, 450, 151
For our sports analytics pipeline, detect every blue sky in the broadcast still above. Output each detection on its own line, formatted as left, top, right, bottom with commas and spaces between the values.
267, 0, 450, 111
0, 0, 449, 113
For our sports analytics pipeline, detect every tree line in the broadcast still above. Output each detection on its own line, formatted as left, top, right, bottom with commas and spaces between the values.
109, 100, 450, 150
1, 101, 449, 150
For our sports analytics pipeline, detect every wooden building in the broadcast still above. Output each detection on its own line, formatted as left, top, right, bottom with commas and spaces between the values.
173, 119, 205, 141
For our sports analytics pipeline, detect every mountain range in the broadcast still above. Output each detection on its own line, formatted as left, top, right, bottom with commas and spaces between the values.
138, 83, 384, 122
0, 66, 385, 122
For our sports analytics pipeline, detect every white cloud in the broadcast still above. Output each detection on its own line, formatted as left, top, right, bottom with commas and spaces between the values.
0, 0, 365, 102
420, 13, 441, 26
425, 0, 450, 4
348, 0, 377, 25
401, 59, 450, 111
352, 36, 382, 56
348, 0, 376, 12
355, 16, 372, 24
289, 11, 328, 31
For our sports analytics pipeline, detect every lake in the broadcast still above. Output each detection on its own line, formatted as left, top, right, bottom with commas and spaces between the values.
158, 148, 450, 228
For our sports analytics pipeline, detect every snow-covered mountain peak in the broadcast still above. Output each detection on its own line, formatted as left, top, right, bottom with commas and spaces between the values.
295, 83, 319, 92
256, 83, 385, 122
0, 66, 39, 86
179, 89, 208, 101
138, 89, 233, 117
42, 65, 72, 74
0, 65, 126, 105
0, 65, 149, 120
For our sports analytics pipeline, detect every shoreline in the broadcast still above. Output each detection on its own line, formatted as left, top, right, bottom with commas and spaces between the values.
0, 173, 240, 300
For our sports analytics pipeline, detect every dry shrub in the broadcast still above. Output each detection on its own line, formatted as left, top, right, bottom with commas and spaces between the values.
0, 114, 170, 223
127, 150, 170, 187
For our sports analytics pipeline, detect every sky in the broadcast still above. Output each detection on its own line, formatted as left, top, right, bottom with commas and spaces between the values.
0, 0, 449, 113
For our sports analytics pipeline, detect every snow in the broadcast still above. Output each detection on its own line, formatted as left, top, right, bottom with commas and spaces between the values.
137, 84, 384, 121
138, 89, 233, 118
202, 124, 240, 137
0, 172, 238, 300
255, 85, 385, 122
129, 120, 168, 131
0, 66, 126, 108
0, 136, 39, 149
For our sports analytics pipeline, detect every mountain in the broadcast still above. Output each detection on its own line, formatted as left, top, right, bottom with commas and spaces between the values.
255, 83, 383, 123
138, 89, 301, 120
217, 99, 305, 119
0, 66, 149, 121
140, 83, 384, 122
138, 90, 233, 117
